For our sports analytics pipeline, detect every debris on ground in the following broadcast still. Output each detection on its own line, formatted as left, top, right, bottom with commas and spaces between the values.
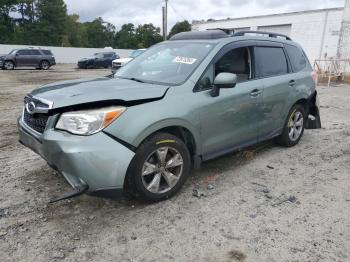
192, 188, 206, 198
207, 184, 214, 190
267, 165, 275, 169
272, 195, 298, 207
228, 249, 246, 261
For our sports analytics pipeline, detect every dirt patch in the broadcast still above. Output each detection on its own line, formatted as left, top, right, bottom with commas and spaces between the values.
0, 65, 349, 261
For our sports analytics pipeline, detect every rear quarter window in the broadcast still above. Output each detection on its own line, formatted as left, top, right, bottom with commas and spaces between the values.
255, 46, 288, 78
285, 45, 307, 72
42, 50, 53, 55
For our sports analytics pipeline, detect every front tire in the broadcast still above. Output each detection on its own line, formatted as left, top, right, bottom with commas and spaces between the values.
125, 133, 191, 202
276, 104, 306, 147
4, 61, 14, 70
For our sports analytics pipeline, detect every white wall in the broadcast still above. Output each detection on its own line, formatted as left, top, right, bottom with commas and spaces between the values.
192, 8, 344, 64
0, 44, 133, 63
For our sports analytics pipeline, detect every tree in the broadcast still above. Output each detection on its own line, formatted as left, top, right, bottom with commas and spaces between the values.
0, 0, 17, 43
114, 23, 138, 49
62, 14, 88, 47
34, 0, 68, 45
84, 17, 115, 48
168, 20, 191, 38
135, 23, 163, 48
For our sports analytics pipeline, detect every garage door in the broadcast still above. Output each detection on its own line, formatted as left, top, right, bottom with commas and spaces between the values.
258, 24, 292, 36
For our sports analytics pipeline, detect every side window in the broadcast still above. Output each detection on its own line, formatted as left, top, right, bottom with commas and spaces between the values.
29, 50, 41, 56
215, 47, 252, 83
17, 50, 30, 55
285, 45, 307, 72
255, 47, 288, 78
197, 47, 252, 91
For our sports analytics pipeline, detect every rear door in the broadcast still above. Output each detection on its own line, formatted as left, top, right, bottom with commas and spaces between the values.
254, 44, 292, 141
28, 49, 41, 66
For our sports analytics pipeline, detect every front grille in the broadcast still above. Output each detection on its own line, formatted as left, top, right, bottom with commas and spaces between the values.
23, 96, 50, 134
23, 110, 49, 134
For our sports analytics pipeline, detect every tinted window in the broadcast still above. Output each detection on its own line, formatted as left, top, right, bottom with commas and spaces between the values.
255, 47, 288, 77
29, 50, 41, 55
17, 50, 31, 55
285, 45, 307, 72
103, 53, 114, 58
42, 50, 53, 55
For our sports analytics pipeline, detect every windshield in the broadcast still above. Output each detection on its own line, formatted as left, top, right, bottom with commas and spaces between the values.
115, 42, 214, 85
130, 49, 145, 58
9, 50, 17, 55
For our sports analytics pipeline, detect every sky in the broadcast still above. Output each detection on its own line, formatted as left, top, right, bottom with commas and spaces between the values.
64, 0, 344, 32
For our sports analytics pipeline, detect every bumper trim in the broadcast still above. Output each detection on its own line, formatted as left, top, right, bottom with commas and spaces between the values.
49, 184, 89, 203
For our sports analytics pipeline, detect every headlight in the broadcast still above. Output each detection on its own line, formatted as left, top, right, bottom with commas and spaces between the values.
56, 106, 126, 135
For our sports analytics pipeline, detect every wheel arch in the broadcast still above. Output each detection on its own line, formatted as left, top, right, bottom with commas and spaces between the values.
133, 121, 200, 158
40, 59, 50, 66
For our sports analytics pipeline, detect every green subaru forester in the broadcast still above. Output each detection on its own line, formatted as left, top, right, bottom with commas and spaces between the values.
18, 30, 321, 202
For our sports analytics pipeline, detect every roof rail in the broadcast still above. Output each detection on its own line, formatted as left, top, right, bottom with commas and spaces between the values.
232, 30, 292, 40
169, 30, 229, 41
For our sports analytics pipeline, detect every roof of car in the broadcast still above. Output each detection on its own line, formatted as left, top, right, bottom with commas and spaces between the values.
169, 30, 298, 46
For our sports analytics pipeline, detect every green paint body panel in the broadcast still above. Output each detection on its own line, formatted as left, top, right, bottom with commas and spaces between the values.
17, 35, 319, 193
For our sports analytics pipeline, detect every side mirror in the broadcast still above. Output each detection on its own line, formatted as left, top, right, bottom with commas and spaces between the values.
210, 73, 237, 97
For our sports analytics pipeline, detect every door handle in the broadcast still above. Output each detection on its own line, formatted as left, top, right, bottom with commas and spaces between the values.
250, 89, 261, 97
289, 80, 296, 86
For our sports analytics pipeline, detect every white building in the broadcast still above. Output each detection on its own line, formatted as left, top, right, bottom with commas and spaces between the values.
192, 7, 344, 64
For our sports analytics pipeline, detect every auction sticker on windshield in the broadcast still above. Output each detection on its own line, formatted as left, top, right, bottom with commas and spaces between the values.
173, 56, 197, 65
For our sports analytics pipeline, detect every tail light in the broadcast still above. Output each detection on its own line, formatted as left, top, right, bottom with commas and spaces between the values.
311, 70, 318, 85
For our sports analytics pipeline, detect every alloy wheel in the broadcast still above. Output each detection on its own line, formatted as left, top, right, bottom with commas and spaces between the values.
4, 61, 14, 70
41, 61, 49, 70
141, 146, 184, 194
288, 110, 304, 141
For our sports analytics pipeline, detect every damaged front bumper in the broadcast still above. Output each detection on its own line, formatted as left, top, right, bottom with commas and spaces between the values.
18, 116, 135, 195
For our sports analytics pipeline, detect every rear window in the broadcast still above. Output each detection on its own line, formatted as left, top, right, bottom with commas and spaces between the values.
255, 47, 288, 78
285, 45, 307, 72
42, 50, 53, 55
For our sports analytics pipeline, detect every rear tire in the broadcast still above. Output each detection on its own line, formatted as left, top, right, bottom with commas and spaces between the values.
276, 104, 306, 147
125, 133, 191, 202
40, 60, 50, 70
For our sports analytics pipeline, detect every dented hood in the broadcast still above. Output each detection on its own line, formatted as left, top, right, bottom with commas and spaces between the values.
30, 77, 169, 109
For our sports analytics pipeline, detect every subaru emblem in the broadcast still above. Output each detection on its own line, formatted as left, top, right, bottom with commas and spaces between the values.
25, 101, 36, 115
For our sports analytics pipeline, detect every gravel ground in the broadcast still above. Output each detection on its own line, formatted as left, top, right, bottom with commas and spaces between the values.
0, 64, 349, 262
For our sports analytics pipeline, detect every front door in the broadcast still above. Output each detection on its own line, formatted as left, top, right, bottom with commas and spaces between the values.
197, 46, 263, 160
15, 50, 32, 67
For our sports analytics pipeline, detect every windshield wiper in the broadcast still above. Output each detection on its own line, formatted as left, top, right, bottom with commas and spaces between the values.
117, 76, 145, 83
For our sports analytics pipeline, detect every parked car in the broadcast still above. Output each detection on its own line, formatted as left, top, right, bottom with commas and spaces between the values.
0, 48, 55, 70
112, 49, 146, 73
77, 52, 119, 69
18, 30, 321, 203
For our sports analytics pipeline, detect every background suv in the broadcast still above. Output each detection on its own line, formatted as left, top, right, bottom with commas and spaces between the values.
0, 48, 56, 70
18, 30, 321, 202
77, 52, 119, 69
